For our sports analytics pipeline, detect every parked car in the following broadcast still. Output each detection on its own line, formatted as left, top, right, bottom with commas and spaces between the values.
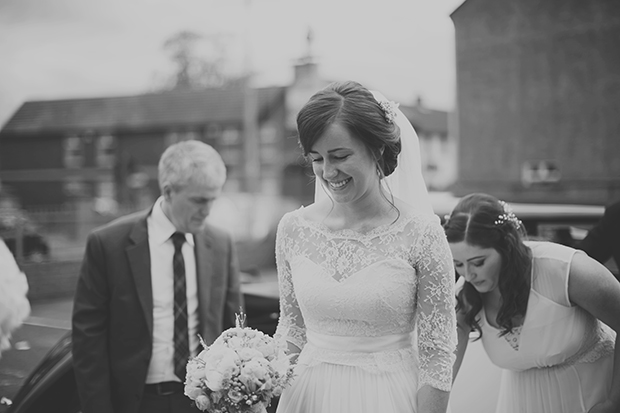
2, 233, 50, 262
6, 277, 281, 413
6, 195, 609, 413
0, 207, 50, 262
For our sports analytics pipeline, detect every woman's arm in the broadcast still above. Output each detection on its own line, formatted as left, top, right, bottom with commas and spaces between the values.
568, 251, 620, 412
452, 308, 471, 383
417, 386, 450, 413
273, 214, 306, 358
415, 220, 458, 412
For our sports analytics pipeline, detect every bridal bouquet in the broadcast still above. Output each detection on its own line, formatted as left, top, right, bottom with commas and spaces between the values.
184, 313, 294, 413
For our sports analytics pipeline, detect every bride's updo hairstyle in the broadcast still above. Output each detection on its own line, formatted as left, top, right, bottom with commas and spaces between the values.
444, 193, 531, 339
296, 80, 401, 178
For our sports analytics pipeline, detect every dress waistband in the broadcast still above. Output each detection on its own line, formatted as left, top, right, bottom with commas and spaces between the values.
306, 330, 412, 353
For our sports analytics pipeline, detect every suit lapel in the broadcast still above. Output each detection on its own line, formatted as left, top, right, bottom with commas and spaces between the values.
127, 211, 154, 335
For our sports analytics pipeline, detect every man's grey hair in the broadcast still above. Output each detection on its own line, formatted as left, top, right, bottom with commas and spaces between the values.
158, 140, 227, 192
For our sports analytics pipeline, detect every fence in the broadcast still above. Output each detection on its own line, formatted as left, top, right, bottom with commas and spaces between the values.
3, 194, 300, 301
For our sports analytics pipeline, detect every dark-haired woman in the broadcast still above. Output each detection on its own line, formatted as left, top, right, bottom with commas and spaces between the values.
273, 81, 457, 413
445, 193, 619, 413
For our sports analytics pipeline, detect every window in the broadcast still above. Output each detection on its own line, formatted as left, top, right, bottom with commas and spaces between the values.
165, 130, 199, 147
260, 145, 279, 163
63, 177, 87, 196
206, 124, 222, 141
260, 125, 278, 143
221, 127, 240, 145
63, 136, 84, 168
96, 135, 116, 168
219, 147, 241, 165
96, 180, 116, 199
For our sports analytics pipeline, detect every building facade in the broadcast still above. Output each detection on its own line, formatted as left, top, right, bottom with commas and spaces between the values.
0, 87, 287, 209
451, 0, 620, 205
0, 62, 455, 212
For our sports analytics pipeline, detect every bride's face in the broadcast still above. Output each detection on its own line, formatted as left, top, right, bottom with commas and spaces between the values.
309, 122, 380, 204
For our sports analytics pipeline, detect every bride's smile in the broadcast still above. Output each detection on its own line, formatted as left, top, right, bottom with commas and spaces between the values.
309, 122, 381, 204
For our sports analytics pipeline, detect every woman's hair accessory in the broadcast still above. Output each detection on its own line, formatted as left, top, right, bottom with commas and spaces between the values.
377, 99, 399, 123
494, 200, 522, 229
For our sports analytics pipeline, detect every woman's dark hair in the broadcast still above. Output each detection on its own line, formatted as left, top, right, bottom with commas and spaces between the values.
443, 193, 531, 339
296, 80, 401, 177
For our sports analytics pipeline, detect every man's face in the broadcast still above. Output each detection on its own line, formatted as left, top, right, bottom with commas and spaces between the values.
162, 179, 222, 234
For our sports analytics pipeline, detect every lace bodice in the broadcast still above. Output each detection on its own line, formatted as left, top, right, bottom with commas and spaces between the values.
274, 207, 457, 392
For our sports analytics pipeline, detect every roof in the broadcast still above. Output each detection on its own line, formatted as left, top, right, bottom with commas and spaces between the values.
1, 87, 286, 135
449, 0, 470, 18
399, 104, 449, 135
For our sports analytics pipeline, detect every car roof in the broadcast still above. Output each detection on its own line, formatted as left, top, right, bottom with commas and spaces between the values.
429, 192, 605, 220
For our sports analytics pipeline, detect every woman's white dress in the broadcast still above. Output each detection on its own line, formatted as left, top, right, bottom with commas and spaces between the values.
479, 241, 615, 413
0, 238, 30, 357
274, 207, 457, 413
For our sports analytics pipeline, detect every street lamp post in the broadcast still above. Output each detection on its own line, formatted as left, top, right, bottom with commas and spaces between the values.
242, 0, 260, 194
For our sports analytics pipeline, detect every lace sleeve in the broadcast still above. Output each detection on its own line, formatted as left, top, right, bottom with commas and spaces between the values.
273, 213, 307, 350
414, 219, 457, 392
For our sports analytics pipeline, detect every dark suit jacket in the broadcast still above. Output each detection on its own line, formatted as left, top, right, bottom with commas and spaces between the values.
72, 208, 243, 413
578, 200, 620, 281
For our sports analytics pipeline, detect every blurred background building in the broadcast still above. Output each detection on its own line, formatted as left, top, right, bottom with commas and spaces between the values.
450, 0, 620, 205
0, 34, 454, 287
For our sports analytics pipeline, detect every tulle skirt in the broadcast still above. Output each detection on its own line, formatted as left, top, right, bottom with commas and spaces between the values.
276, 361, 418, 413
496, 353, 614, 413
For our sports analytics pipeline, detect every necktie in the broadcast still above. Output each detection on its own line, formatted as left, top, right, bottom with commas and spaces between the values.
171, 232, 190, 381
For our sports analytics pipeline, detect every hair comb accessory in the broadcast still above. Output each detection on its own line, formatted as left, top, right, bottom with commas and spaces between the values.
494, 200, 522, 229
377, 99, 399, 123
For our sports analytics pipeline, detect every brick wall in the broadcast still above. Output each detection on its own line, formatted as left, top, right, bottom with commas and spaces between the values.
451, 0, 620, 204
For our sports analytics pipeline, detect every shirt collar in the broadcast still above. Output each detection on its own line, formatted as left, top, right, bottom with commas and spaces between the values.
150, 197, 195, 247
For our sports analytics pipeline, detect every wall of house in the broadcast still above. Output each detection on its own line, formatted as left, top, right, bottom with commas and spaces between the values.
452, 0, 620, 204
0, 134, 68, 206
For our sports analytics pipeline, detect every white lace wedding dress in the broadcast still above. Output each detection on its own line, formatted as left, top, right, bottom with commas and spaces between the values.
274, 207, 456, 413
0, 239, 30, 358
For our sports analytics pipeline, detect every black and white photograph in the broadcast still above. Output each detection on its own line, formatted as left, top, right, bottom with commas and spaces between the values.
1, 1, 619, 412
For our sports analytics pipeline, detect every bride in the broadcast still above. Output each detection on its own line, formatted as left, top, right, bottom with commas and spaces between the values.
0, 237, 30, 358
273, 81, 456, 412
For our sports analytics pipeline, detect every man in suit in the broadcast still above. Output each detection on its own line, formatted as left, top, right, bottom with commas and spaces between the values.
578, 200, 620, 282
72, 140, 243, 413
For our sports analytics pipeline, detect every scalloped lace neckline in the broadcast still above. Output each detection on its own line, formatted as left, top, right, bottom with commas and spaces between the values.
293, 206, 413, 239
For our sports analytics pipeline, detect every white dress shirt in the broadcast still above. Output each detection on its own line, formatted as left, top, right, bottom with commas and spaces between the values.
145, 197, 200, 384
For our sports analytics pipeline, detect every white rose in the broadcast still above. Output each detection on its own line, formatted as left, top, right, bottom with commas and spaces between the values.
270, 356, 292, 378
239, 358, 269, 392
203, 346, 240, 391
194, 394, 211, 411
249, 401, 268, 413
227, 388, 245, 404
226, 335, 244, 348
184, 383, 204, 400
255, 342, 276, 359
186, 359, 205, 382
237, 347, 263, 362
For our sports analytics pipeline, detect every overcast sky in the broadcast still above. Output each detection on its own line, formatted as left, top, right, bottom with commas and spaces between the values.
0, 0, 464, 127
